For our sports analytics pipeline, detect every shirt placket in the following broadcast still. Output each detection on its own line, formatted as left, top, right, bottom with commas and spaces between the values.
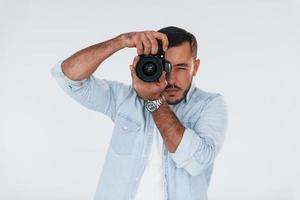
162, 144, 169, 200
129, 122, 154, 200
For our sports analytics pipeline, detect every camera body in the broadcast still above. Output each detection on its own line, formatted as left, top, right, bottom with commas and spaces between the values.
135, 53, 171, 82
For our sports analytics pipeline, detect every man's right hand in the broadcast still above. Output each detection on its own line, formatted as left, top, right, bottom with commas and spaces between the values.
61, 30, 168, 81
120, 31, 169, 55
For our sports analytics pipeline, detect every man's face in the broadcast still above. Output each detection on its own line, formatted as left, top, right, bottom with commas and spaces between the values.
163, 42, 200, 105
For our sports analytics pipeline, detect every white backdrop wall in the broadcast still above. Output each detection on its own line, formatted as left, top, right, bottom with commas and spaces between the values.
1, 0, 299, 199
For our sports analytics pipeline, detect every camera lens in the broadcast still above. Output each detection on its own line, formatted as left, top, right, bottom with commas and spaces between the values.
143, 62, 157, 76
136, 55, 165, 82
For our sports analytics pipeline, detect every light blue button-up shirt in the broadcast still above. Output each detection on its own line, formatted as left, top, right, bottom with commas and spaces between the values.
50, 60, 228, 200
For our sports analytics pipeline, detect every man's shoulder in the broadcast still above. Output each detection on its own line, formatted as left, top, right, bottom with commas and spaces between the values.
191, 87, 223, 104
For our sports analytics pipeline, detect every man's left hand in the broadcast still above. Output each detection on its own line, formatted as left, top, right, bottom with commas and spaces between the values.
130, 56, 168, 101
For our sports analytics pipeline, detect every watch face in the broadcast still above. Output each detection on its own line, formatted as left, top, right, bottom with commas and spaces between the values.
146, 101, 157, 112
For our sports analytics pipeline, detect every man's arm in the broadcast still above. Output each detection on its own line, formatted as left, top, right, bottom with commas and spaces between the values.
152, 95, 227, 176
61, 35, 125, 81
61, 31, 168, 81
152, 102, 184, 153
51, 31, 169, 119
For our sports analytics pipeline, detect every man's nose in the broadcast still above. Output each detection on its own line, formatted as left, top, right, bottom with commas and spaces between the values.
167, 68, 175, 85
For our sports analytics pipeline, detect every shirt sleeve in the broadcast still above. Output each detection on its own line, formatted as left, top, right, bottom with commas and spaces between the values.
50, 60, 131, 121
169, 94, 228, 176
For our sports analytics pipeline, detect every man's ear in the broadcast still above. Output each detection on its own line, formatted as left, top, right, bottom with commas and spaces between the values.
192, 58, 200, 76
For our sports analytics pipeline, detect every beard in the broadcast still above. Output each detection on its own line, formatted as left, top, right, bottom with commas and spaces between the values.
164, 81, 192, 105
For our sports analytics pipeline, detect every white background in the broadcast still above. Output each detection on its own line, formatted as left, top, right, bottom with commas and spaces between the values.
1, 0, 299, 199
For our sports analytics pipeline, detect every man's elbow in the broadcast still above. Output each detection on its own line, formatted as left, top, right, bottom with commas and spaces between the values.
181, 148, 216, 177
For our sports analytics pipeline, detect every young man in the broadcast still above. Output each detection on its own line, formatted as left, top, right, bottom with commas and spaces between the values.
51, 26, 227, 200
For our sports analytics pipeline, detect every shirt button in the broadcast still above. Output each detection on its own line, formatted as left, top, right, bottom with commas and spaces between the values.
123, 126, 128, 130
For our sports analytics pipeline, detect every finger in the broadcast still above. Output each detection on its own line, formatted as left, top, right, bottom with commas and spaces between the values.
141, 33, 152, 55
159, 71, 166, 82
130, 56, 141, 80
131, 55, 140, 70
130, 64, 145, 89
135, 38, 143, 55
129, 64, 133, 76
130, 64, 138, 83
159, 71, 168, 88
152, 31, 169, 51
146, 32, 158, 55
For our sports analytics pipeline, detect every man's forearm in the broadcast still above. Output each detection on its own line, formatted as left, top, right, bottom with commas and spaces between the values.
152, 102, 185, 153
61, 34, 126, 81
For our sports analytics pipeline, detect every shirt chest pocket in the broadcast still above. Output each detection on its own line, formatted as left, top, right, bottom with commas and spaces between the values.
111, 113, 141, 155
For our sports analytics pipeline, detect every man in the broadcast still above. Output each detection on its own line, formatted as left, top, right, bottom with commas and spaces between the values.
51, 26, 227, 200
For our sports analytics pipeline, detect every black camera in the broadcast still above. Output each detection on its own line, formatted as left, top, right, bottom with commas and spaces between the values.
135, 42, 171, 82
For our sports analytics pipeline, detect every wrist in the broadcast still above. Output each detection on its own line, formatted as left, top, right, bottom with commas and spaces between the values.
113, 34, 128, 50
144, 95, 166, 113
147, 94, 162, 101
116, 33, 130, 49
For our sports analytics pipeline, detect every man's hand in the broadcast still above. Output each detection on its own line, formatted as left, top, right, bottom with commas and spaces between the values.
121, 31, 169, 55
130, 56, 168, 101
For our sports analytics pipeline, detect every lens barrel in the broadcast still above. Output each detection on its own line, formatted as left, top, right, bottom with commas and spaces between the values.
136, 55, 165, 82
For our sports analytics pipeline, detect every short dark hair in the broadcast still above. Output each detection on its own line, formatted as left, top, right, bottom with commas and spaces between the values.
158, 26, 198, 57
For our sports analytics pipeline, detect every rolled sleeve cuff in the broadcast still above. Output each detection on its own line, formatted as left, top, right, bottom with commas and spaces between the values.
50, 60, 88, 86
169, 128, 201, 168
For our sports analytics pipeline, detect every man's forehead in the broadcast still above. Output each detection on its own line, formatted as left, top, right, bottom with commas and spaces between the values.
165, 42, 193, 57
165, 43, 194, 63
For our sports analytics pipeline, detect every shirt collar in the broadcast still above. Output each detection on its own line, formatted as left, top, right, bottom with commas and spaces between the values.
184, 79, 196, 103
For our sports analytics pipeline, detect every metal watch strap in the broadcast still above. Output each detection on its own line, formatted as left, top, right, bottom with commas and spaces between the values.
156, 95, 166, 107
145, 95, 166, 112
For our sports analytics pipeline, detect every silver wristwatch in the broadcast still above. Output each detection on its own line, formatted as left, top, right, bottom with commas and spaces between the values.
145, 96, 166, 112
